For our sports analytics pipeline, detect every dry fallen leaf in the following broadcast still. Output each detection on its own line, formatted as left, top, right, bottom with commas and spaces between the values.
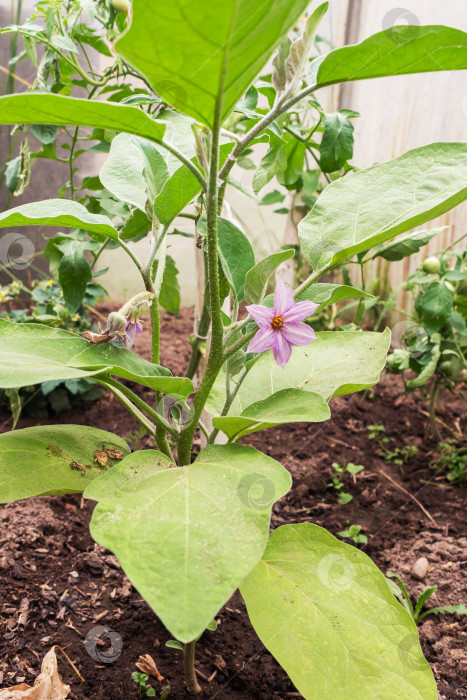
105, 448, 124, 460
0, 647, 70, 699
135, 654, 164, 682
93, 450, 108, 467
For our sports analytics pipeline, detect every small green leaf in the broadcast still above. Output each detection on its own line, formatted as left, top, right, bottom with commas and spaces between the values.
30, 124, 57, 144
244, 249, 295, 304
89, 444, 291, 642
319, 111, 357, 172
372, 229, 445, 262
241, 524, 437, 699
157, 255, 180, 316
165, 640, 183, 651
58, 240, 93, 314
0, 425, 129, 503
120, 208, 152, 241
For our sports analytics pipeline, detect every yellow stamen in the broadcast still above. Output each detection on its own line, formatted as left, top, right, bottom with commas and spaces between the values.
271, 315, 284, 330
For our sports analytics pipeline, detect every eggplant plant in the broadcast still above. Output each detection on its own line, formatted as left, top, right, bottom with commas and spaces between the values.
1, 2, 467, 697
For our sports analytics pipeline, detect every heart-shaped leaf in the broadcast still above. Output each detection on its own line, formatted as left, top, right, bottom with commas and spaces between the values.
241, 524, 437, 699
88, 444, 291, 642
0, 425, 129, 503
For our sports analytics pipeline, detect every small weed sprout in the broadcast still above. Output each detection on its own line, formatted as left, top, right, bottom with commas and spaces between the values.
337, 524, 368, 547
387, 572, 467, 624
328, 461, 364, 505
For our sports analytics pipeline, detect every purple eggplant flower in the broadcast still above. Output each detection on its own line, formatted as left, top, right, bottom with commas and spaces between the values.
246, 280, 318, 368
123, 319, 143, 349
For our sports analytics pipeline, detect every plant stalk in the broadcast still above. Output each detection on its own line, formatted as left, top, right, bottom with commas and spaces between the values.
184, 641, 201, 694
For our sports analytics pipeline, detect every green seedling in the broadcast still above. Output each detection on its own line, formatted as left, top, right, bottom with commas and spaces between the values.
329, 461, 364, 504
337, 524, 368, 546
387, 572, 467, 624
132, 672, 156, 698
367, 423, 388, 441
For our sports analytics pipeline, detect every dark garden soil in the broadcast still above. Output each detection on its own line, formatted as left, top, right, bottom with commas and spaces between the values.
0, 308, 466, 699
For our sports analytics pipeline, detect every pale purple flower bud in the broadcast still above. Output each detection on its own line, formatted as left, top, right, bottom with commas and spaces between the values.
123, 319, 143, 349
246, 280, 318, 368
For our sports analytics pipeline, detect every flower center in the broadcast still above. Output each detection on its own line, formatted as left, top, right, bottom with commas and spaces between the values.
271, 315, 284, 330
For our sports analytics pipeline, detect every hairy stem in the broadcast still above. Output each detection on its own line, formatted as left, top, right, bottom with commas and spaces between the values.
185, 302, 211, 380
184, 642, 201, 694
95, 379, 157, 436
177, 93, 224, 465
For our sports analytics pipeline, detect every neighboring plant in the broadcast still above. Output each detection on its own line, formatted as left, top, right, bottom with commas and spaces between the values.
382, 245, 467, 441
328, 460, 364, 504
430, 439, 467, 485
2, 2, 467, 697
337, 524, 368, 547
387, 573, 467, 625
0, 274, 105, 418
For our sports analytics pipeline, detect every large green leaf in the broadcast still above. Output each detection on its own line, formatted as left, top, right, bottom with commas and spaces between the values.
207, 329, 390, 416
0, 93, 165, 144
88, 444, 291, 642
0, 425, 129, 503
241, 524, 437, 699
310, 25, 467, 89
0, 319, 193, 397
115, 0, 310, 126
212, 388, 330, 440
298, 143, 467, 269
0, 199, 119, 241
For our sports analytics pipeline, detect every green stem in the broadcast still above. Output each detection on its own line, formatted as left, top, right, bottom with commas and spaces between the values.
208, 366, 249, 444
185, 302, 210, 380
429, 377, 442, 442
183, 642, 201, 694
177, 75, 225, 465
95, 379, 157, 436
69, 126, 79, 200
100, 377, 177, 440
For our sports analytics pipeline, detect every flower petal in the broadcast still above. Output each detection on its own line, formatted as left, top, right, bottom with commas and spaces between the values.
273, 331, 292, 368
246, 303, 275, 327
281, 321, 316, 346
247, 327, 276, 354
274, 280, 295, 315
282, 300, 319, 323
